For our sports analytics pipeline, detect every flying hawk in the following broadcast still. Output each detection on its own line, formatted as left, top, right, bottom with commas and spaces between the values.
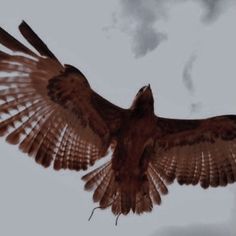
0, 21, 236, 217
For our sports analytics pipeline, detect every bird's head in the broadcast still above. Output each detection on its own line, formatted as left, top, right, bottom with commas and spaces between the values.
131, 84, 154, 113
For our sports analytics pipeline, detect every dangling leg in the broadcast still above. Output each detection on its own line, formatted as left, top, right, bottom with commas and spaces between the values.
115, 213, 121, 226
88, 202, 113, 221
88, 206, 102, 221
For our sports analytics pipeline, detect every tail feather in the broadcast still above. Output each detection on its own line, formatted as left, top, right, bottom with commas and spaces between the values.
82, 160, 170, 215
121, 191, 131, 215
135, 191, 153, 215
100, 174, 116, 208
82, 161, 116, 208
147, 172, 161, 205
93, 169, 112, 202
112, 192, 121, 215
142, 195, 153, 213
82, 161, 111, 190
149, 163, 168, 195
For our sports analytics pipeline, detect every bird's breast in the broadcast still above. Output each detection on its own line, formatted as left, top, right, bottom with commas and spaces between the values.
112, 114, 156, 177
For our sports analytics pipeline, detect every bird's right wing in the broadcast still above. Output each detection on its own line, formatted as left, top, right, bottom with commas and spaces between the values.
0, 21, 127, 171
151, 115, 236, 188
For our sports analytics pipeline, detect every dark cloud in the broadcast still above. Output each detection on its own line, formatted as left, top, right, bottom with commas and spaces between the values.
118, 0, 233, 57
132, 26, 167, 58
183, 54, 202, 114
119, 0, 167, 58
183, 54, 197, 93
200, 0, 231, 23
201, 0, 222, 22
152, 224, 230, 236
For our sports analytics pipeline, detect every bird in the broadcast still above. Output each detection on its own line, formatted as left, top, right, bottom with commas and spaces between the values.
1, 21, 236, 218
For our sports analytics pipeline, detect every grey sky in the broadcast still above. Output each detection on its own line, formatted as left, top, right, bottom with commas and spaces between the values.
0, 0, 236, 236
153, 187, 236, 236
152, 224, 231, 236
118, 0, 234, 57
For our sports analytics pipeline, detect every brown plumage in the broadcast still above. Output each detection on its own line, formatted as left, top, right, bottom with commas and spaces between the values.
1, 21, 236, 216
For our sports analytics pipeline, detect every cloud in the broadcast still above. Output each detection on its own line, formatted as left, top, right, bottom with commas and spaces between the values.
151, 223, 231, 236
200, 0, 231, 23
190, 102, 202, 113
182, 54, 203, 114
132, 25, 167, 58
183, 54, 197, 93
119, 0, 167, 58
118, 0, 233, 57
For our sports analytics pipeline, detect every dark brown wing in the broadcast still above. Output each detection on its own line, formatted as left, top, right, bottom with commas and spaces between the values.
151, 115, 236, 188
0, 21, 127, 171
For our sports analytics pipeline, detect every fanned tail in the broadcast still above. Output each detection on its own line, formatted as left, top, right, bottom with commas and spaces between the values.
82, 160, 169, 215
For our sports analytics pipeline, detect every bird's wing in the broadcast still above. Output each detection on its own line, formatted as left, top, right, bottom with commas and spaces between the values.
151, 115, 236, 188
0, 21, 127, 171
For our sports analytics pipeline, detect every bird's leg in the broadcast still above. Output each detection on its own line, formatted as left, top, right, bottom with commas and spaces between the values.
88, 202, 113, 221
115, 213, 121, 226
88, 206, 102, 221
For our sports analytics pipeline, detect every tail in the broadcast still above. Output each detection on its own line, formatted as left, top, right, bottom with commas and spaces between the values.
82, 161, 169, 215
82, 161, 117, 210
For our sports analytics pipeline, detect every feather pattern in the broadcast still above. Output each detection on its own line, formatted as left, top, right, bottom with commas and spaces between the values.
0, 22, 126, 172
153, 116, 236, 188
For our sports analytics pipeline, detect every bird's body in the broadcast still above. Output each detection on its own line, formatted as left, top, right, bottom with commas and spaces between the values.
82, 85, 159, 214
112, 86, 156, 174
110, 94, 157, 214
1, 21, 236, 217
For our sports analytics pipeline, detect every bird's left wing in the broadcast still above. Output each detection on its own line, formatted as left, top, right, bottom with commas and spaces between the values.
0, 21, 127, 171
151, 115, 236, 188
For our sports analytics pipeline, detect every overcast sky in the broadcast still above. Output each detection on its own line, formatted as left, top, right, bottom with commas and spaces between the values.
0, 0, 236, 236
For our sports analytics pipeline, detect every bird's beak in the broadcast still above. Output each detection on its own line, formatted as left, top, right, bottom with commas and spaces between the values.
144, 84, 151, 91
